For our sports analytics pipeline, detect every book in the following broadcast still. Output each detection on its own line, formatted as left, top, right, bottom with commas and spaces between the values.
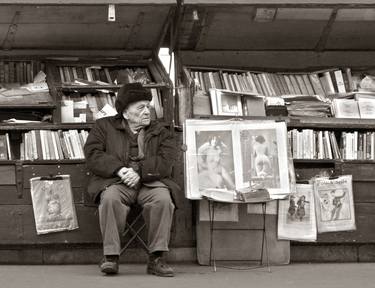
333, 99, 360, 118
150, 88, 164, 119
334, 70, 346, 93
289, 75, 302, 94
357, 98, 375, 119
295, 74, 309, 95
319, 71, 336, 95
302, 74, 315, 96
309, 73, 326, 96
242, 94, 266, 116
0, 134, 8, 160
5, 133, 11, 160
283, 75, 296, 94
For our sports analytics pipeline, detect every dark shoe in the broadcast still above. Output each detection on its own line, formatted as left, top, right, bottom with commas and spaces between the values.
147, 255, 174, 277
100, 255, 119, 275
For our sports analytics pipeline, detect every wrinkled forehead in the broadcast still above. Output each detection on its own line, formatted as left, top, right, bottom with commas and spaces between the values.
125, 100, 150, 110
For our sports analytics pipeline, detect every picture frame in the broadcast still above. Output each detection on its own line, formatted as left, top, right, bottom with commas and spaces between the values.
209, 89, 243, 116
184, 119, 290, 201
313, 175, 356, 233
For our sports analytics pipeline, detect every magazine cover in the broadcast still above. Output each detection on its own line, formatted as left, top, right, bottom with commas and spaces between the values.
278, 184, 317, 241
30, 175, 79, 235
313, 175, 356, 233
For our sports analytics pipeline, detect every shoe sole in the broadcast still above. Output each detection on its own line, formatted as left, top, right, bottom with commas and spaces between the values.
100, 264, 119, 275
147, 268, 174, 277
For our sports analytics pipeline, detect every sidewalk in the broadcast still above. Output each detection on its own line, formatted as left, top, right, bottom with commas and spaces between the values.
0, 262, 374, 288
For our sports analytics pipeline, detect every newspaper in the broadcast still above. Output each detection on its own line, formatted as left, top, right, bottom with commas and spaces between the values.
278, 184, 317, 242
313, 175, 356, 233
30, 175, 79, 234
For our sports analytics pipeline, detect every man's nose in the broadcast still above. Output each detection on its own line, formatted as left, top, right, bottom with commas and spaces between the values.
144, 106, 151, 114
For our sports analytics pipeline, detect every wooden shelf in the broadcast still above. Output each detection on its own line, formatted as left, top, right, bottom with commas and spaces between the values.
293, 159, 336, 164
0, 122, 93, 130
192, 115, 375, 130
0, 159, 86, 164
0, 103, 55, 109
59, 82, 169, 92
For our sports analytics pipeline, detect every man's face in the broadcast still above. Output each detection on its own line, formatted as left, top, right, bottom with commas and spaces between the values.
123, 100, 151, 129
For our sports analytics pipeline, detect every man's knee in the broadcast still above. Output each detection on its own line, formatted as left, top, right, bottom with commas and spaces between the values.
100, 187, 121, 206
152, 189, 174, 208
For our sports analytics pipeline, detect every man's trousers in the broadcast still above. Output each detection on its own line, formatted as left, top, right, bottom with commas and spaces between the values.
98, 182, 175, 256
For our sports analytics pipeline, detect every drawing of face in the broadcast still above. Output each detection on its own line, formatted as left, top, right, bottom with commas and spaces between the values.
321, 193, 330, 209
47, 200, 61, 216
205, 147, 222, 173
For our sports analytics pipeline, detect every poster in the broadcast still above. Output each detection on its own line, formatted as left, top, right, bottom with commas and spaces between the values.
278, 184, 317, 241
313, 175, 356, 233
30, 175, 79, 235
184, 119, 290, 201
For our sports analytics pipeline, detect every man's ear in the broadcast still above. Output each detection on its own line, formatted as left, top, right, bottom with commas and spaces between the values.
122, 110, 129, 119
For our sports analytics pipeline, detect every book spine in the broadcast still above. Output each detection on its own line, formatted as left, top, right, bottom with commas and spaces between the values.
0, 135, 8, 160
5, 133, 11, 160
334, 70, 346, 93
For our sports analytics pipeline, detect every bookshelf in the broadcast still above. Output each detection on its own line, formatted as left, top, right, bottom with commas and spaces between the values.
46, 60, 171, 125
176, 1, 375, 263
0, 1, 189, 264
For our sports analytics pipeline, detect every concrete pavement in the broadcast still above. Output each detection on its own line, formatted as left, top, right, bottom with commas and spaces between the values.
0, 262, 374, 288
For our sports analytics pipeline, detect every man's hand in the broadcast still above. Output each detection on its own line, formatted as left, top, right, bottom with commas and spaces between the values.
117, 167, 140, 188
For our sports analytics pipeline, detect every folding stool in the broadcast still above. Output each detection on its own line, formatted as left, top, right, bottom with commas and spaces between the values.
120, 205, 149, 256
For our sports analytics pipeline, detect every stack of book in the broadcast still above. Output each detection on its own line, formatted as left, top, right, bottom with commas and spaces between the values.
20, 129, 89, 160
58, 65, 154, 85
282, 94, 332, 117
0, 61, 45, 84
288, 129, 341, 160
340, 131, 375, 160
332, 93, 375, 119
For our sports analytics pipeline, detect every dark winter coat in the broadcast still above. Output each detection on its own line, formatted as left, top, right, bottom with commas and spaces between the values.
84, 115, 180, 207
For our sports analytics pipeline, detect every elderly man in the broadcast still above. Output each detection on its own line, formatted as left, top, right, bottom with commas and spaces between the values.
84, 83, 179, 277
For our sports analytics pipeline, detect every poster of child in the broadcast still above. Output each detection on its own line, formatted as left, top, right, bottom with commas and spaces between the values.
278, 184, 317, 241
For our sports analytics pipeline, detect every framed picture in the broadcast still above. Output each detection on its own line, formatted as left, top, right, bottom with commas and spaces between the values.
209, 89, 243, 116
313, 175, 356, 233
184, 119, 290, 201
278, 184, 317, 242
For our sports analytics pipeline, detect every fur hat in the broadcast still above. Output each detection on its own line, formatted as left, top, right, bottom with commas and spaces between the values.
115, 83, 152, 113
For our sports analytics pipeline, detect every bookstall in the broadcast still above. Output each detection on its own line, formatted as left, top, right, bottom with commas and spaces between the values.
0, 1, 195, 264
176, 0, 375, 263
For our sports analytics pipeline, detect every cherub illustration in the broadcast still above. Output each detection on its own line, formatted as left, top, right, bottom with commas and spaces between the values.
46, 185, 62, 219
